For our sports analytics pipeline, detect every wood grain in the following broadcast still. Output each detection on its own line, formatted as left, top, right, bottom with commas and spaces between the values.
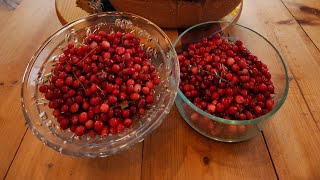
281, 0, 320, 49
2, 1, 143, 179
0, 1, 61, 179
2, 0, 320, 179
5, 130, 142, 180
55, 0, 89, 25
239, 0, 320, 178
141, 30, 277, 180
142, 107, 277, 180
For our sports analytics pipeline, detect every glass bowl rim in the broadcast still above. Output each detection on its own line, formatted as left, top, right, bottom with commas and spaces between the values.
173, 21, 289, 125
20, 11, 179, 157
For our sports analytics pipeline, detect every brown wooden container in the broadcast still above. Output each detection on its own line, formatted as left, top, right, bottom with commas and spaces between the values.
109, 0, 242, 28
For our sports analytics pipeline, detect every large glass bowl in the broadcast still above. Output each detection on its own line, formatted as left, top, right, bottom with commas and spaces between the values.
21, 12, 179, 157
173, 21, 289, 142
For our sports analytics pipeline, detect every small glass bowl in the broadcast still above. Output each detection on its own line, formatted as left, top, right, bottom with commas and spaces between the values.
173, 21, 289, 142
21, 12, 179, 157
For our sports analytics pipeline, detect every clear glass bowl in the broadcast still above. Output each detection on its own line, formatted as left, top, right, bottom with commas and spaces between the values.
173, 21, 289, 142
21, 12, 179, 157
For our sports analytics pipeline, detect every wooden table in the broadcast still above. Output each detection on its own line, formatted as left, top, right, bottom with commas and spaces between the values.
1, 0, 320, 179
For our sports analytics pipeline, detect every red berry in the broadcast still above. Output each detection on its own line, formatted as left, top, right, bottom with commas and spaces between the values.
109, 118, 118, 128
207, 104, 216, 113
117, 123, 125, 132
94, 120, 103, 132
39, 85, 48, 93
216, 103, 224, 113
85, 120, 94, 129
90, 97, 100, 106
146, 95, 154, 103
130, 93, 140, 101
146, 81, 154, 89
142, 87, 150, 95
61, 104, 69, 113
100, 103, 109, 113
133, 84, 142, 93
152, 77, 160, 85
64, 77, 73, 86
55, 78, 64, 87
79, 112, 88, 123
68, 103, 78, 112
116, 47, 125, 55
101, 41, 110, 50
108, 95, 117, 104
122, 109, 130, 118
123, 118, 132, 128
228, 106, 238, 115
125, 33, 134, 40
235, 95, 244, 104
88, 129, 96, 138
82, 101, 89, 110
71, 115, 79, 125
101, 126, 109, 136
75, 125, 85, 136
90, 84, 98, 93
266, 98, 274, 111
112, 64, 120, 73
259, 83, 267, 92
254, 105, 262, 114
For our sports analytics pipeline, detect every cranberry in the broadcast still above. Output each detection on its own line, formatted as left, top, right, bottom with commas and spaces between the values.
101, 126, 109, 136
117, 123, 125, 132
109, 118, 118, 128
75, 125, 85, 136
107, 95, 117, 104
39, 85, 48, 93
122, 110, 130, 118
59, 119, 69, 130
177, 33, 275, 122
38, 30, 161, 137
123, 118, 132, 128
70, 103, 79, 113
100, 103, 109, 113
85, 120, 94, 129
101, 41, 110, 50
71, 115, 79, 125
90, 97, 100, 106
265, 98, 274, 111
79, 112, 88, 123
130, 93, 140, 101
60, 104, 69, 113
94, 120, 103, 132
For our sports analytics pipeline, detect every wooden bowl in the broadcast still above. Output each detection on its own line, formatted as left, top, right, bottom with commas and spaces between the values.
109, 0, 242, 28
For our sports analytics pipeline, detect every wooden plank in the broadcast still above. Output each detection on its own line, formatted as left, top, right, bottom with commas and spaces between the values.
2, 2, 141, 180
141, 30, 277, 180
55, 0, 89, 25
0, 1, 62, 178
238, 0, 320, 178
281, 0, 320, 49
5, 130, 142, 180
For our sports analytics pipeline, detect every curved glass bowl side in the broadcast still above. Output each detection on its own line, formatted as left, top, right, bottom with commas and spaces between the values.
173, 21, 289, 142
21, 12, 179, 157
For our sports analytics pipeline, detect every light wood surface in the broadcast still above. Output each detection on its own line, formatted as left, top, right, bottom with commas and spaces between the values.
6, 131, 143, 180
1, 0, 320, 179
141, 30, 276, 180
282, 0, 320, 49
55, 0, 89, 25
238, 0, 320, 178
0, 1, 61, 179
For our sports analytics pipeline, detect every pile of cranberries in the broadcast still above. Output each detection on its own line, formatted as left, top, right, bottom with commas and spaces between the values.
38, 30, 160, 137
178, 33, 275, 121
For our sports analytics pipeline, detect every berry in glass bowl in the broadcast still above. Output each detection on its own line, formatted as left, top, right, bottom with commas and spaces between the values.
174, 21, 289, 142
21, 12, 179, 157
